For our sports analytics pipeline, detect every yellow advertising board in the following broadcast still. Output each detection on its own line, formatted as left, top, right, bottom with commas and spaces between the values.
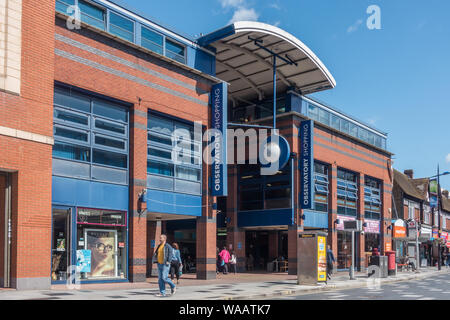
317, 236, 327, 282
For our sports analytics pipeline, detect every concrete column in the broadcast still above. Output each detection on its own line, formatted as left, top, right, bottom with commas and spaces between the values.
226, 166, 246, 272
128, 105, 149, 282
196, 150, 217, 280
268, 231, 279, 261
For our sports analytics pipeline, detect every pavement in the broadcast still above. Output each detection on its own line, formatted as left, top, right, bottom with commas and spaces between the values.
273, 272, 450, 300
0, 267, 449, 300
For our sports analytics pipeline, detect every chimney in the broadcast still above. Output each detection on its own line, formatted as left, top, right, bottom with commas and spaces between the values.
404, 169, 414, 179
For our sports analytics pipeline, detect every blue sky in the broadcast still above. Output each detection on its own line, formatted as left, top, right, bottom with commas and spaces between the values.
119, 0, 450, 189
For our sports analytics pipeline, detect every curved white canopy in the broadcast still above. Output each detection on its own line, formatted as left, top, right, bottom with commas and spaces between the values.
198, 21, 336, 102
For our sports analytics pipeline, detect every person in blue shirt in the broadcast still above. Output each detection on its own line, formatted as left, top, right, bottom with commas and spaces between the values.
170, 243, 183, 284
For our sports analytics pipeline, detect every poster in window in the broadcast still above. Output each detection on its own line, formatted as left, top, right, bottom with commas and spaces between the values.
85, 229, 117, 278
76, 250, 92, 273
317, 236, 327, 282
56, 238, 66, 252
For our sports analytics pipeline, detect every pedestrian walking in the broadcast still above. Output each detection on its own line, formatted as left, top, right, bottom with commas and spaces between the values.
170, 242, 183, 284
446, 251, 450, 268
152, 234, 176, 297
230, 251, 237, 274
326, 245, 335, 280
219, 246, 231, 274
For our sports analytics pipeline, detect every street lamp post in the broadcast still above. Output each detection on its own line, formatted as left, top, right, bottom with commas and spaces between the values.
429, 167, 450, 271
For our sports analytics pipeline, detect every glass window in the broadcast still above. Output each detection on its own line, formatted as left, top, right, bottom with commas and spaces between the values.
176, 167, 201, 182
95, 119, 126, 135
165, 39, 185, 63
93, 149, 127, 168
53, 142, 90, 162
147, 160, 174, 176
94, 135, 126, 150
318, 108, 330, 126
147, 114, 202, 195
308, 104, 319, 121
109, 12, 134, 42
79, 0, 106, 30
337, 169, 359, 216
93, 100, 128, 122
54, 108, 89, 127
56, 0, 75, 14
141, 26, 164, 55
331, 114, 340, 130
55, 126, 89, 143
349, 123, 358, 137
54, 87, 91, 113
341, 119, 350, 135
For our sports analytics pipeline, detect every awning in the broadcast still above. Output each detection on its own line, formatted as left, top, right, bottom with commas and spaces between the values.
198, 21, 336, 103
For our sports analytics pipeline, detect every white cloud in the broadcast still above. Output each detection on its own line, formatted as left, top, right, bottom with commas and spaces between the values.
219, 0, 259, 24
347, 19, 363, 33
446, 153, 450, 163
229, 7, 259, 23
220, 0, 244, 8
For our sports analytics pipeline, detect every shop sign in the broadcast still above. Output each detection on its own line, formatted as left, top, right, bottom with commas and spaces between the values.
364, 220, 380, 234
299, 120, 314, 209
385, 242, 392, 252
441, 231, 448, 241
210, 82, 228, 197
432, 228, 439, 239
393, 219, 406, 238
317, 236, 327, 282
420, 226, 432, 238
336, 215, 356, 231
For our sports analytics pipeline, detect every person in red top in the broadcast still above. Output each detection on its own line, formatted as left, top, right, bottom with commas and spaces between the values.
372, 247, 380, 256
219, 246, 231, 275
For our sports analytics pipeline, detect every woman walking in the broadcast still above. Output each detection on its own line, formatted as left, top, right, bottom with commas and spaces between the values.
170, 243, 183, 284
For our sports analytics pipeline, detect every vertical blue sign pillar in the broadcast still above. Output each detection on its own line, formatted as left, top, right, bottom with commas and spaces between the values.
299, 120, 314, 209
211, 82, 228, 197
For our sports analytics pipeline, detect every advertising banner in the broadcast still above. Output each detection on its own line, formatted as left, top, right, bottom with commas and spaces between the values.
210, 82, 228, 197
429, 179, 438, 194
299, 120, 314, 209
317, 236, 327, 282
76, 250, 92, 273
364, 220, 380, 234
85, 230, 117, 278
336, 215, 356, 231
430, 195, 438, 209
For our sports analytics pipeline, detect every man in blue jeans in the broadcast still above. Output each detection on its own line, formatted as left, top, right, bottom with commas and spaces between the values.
152, 234, 176, 297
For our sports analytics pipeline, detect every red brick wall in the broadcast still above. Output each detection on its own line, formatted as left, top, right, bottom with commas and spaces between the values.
53, 17, 214, 280
0, 0, 55, 287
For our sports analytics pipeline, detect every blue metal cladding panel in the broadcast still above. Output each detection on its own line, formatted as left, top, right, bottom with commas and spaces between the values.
238, 209, 293, 228
210, 82, 228, 197
197, 24, 236, 47
52, 176, 129, 211
303, 210, 329, 228
190, 47, 216, 76
146, 189, 202, 216
299, 120, 314, 209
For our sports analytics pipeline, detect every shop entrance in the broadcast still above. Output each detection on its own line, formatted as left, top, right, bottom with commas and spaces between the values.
337, 231, 359, 270
51, 207, 72, 282
0, 173, 12, 288
245, 231, 269, 271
